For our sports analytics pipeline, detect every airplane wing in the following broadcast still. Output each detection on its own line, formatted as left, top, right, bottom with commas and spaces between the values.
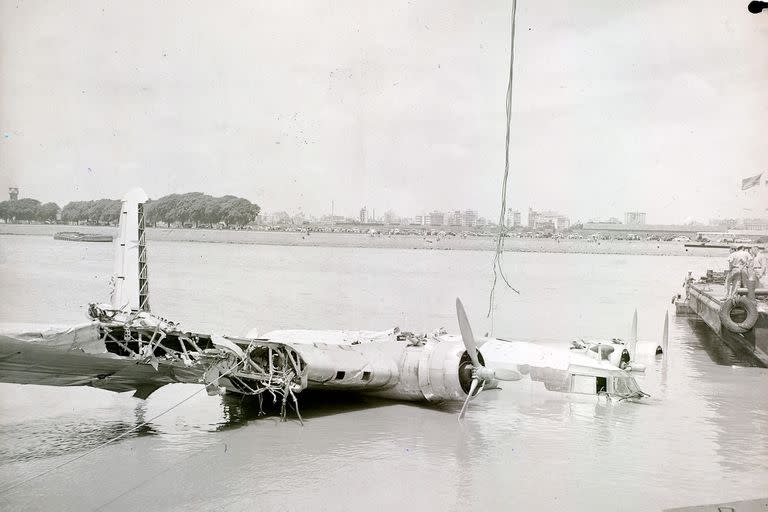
260, 328, 400, 346
0, 323, 202, 396
476, 338, 629, 392
0, 323, 203, 396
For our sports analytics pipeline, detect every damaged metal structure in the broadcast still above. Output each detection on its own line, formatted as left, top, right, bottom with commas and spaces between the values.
0, 188, 307, 419
0, 308, 307, 418
0, 188, 646, 423
0, 188, 524, 421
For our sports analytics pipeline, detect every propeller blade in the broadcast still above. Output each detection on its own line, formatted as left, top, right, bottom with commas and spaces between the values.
493, 368, 523, 381
456, 298, 480, 368
458, 378, 479, 420
629, 309, 638, 359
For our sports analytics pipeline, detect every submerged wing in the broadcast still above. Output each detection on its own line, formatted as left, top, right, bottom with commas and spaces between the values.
0, 323, 202, 396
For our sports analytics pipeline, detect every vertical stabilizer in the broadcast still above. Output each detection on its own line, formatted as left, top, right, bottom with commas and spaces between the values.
628, 309, 638, 358
111, 188, 150, 312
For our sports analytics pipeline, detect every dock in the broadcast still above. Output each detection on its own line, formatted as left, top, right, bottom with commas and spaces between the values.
675, 279, 768, 367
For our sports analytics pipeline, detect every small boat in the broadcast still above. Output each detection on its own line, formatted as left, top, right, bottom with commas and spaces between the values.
53, 232, 114, 243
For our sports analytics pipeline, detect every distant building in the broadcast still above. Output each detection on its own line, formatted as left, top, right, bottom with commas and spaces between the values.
413, 215, 426, 226
448, 210, 462, 226
359, 207, 368, 223
8, 187, 18, 201
264, 211, 291, 224
710, 218, 739, 229
383, 210, 398, 225
527, 208, 538, 229
624, 212, 647, 225
429, 211, 444, 227
321, 214, 347, 224
462, 210, 478, 228
529, 208, 570, 231
743, 218, 768, 231
506, 209, 521, 228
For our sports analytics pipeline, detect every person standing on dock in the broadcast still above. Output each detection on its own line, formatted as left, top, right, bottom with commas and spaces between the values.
726, 245, 750, 297
749, 245, 767, 287
725, 246, 738, 296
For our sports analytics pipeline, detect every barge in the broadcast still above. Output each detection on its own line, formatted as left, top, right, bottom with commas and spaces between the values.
674, 276, 768, 367
54, 231, 114, 242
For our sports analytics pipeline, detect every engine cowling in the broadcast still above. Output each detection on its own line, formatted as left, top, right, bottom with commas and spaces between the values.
365, 338, 478, 402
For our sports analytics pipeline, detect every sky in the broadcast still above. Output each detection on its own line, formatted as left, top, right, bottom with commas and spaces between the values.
0, 0, 766, 224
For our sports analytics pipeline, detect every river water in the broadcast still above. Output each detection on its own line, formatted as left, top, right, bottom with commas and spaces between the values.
0, 234, 766, 511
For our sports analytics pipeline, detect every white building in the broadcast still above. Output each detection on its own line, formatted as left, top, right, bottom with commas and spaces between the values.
624, 212, 647, 225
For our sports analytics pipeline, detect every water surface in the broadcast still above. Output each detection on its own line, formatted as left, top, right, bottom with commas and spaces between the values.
0, 235, 765, 511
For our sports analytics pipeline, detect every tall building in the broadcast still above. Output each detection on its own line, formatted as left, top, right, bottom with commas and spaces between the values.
462, 210, 478, 228
624, 212, 647, 225
8, 187, 18, 201
429, 211, 444, 226
383, 210, 398, 225
506, 209, 521, 228
359, 206, 368, 223
527, 208, 539, 229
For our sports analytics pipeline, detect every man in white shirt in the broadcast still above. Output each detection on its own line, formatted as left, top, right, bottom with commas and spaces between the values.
726, 245, 750, 297
749, 245, 767, 287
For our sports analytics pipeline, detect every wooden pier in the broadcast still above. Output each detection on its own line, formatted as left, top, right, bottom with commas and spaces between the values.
675, 281, 768, 367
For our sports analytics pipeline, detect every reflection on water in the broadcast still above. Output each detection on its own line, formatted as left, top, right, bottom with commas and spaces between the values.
0, 235, 766, 511
683, 318, 762, 367
0, 385, 401, 464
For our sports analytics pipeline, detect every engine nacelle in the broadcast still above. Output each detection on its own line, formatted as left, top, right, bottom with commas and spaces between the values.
367, 338, 477, 402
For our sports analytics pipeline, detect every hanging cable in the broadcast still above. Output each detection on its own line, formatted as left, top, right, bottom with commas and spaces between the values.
0, 359, 248, 496
488, 0, 520, 320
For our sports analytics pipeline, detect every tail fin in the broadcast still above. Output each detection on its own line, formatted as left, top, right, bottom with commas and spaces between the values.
110, 188, 150, 312
628, 309, 638, 359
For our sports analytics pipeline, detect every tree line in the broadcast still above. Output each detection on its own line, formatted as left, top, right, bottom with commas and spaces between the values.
0, 192, 261, 227
0, 198, 61, 223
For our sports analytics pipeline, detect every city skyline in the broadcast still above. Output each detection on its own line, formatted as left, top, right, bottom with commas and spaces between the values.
5, 183, 768, 228
1, 1, 766, 225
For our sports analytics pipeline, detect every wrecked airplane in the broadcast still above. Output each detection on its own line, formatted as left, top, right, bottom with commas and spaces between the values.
0, 188, 523, 421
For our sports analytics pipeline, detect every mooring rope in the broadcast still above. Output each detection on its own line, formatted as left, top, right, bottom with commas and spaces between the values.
0, 358, 248, 496
488, 0, 521, 323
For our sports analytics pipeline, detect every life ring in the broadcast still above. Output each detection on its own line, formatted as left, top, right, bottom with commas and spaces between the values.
719, 296, 759, 333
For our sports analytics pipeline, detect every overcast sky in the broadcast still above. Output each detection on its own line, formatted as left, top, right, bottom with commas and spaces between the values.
1, 1, 766, 223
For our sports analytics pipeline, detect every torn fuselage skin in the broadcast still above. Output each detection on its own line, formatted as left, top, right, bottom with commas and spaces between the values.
88, 304, 308, 418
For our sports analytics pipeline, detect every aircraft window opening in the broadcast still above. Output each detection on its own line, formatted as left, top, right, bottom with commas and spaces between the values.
335, 371, 346, 380
596, 377, 607, 394
571, 375, 596, 394
362, 371, 372, 381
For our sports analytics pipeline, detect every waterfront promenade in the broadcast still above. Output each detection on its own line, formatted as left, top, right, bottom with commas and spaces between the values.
0, 223, 728, 257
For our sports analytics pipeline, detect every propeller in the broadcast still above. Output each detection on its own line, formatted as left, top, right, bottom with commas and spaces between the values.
456, 298, 522, 419
629, 309, 638, 360
657, 311, 669, 356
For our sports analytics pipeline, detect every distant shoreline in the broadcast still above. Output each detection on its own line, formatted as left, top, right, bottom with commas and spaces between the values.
0, 223, 725, 257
